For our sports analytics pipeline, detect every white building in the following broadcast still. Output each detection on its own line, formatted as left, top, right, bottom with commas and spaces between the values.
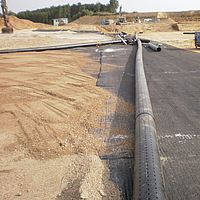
52, 18, 68, 26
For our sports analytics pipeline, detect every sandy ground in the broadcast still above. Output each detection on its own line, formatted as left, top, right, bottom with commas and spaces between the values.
0, 20, 199, 199
0, 26, 199, 53
0, 48, 122, 199
141, 31, 200, 53
0, 29, 112, 50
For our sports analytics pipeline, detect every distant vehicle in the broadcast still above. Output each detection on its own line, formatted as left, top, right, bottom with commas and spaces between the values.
143, 19, 152, 23
101, 19, 115, 25
195, 32, 200, 48
183, 31, 200, 48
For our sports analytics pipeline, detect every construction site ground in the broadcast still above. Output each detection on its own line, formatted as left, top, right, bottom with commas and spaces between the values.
0, 15, 200, 199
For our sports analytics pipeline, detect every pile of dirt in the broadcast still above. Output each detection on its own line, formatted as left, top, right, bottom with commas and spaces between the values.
157, 12, 168, 19
0, 15, 51, 30
168, 10, 200, 22
0, 51, 111, 159
71, 10, 200, 26
0, 50, 122, 199
1, 11, 199, 34
177, 21, 200, 31
72, 12, 160, 25
66, 22, 78, 26
1, 154, 121, 200
96, 18, 178, 34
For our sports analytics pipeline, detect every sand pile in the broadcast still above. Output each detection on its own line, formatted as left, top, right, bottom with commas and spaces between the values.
0, 50, 122, 199
0, 15, 51, 30
96, 18, 178, 35
177, 21, 200, 31
0, 14, 193, 35
157, 12, 168, 19
0, 51, 111, 159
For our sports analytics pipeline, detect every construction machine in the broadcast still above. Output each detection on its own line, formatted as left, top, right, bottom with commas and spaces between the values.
1, 0, 14, 33
116, 6, 127, 25
135, 16, 141, 23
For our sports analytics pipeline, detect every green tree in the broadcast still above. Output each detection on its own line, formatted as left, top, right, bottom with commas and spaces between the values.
100, 5, 107, 12
95, 2, 101, 12
78, 2, 82, 13
8, 11, 16, 16
81, 9, 92, 16
16, 2, 115, 24
65, 4, 71, 21
109, 0, 119, 13
58, 6, 62, 18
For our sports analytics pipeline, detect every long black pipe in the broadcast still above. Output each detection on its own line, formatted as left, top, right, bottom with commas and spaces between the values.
0, 40, 123, 54
134, 39, 164, 199
183, 32, 195, 34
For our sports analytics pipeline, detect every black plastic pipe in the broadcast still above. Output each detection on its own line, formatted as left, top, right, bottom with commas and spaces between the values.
183, 32, 195, 34
140, 39, 150, 43
134, 39, 164, 200
148, 43, 161, 52
0, 40, 123, 54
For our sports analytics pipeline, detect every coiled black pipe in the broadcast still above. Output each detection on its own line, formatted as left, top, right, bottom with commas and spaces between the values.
134, 39, 164, 200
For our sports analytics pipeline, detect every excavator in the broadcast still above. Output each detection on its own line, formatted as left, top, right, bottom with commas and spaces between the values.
1, 0, 14, 33
116, 6, 127, 25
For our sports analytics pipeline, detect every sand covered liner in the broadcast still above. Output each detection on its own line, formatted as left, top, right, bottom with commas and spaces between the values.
0, 50, 122, 199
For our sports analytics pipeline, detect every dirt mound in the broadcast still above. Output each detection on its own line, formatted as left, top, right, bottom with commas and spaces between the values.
63, 24, 99, 31
72, 13, 159, 25
0, 15, 50, 30
68, 14, 178, 34
96, 18, 178, 34
0, 50, 112, 159
0, 15, 179, 35
168, 10, 200, 22
157, 12, 168, 19
177, 21, 200, 31
72, 15, 117, 25
0, 50, 122, 199
66, 22, 78, 26
71, 10, 200, 27
1, 11, 199, 33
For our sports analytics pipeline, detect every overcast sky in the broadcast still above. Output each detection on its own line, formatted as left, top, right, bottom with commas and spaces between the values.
6, 0, 200, 13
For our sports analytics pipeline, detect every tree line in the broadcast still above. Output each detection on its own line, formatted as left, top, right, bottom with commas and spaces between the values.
12, 0, 119, 25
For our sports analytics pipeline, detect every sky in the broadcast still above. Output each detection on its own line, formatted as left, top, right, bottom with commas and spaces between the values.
5, 0, 200, 14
